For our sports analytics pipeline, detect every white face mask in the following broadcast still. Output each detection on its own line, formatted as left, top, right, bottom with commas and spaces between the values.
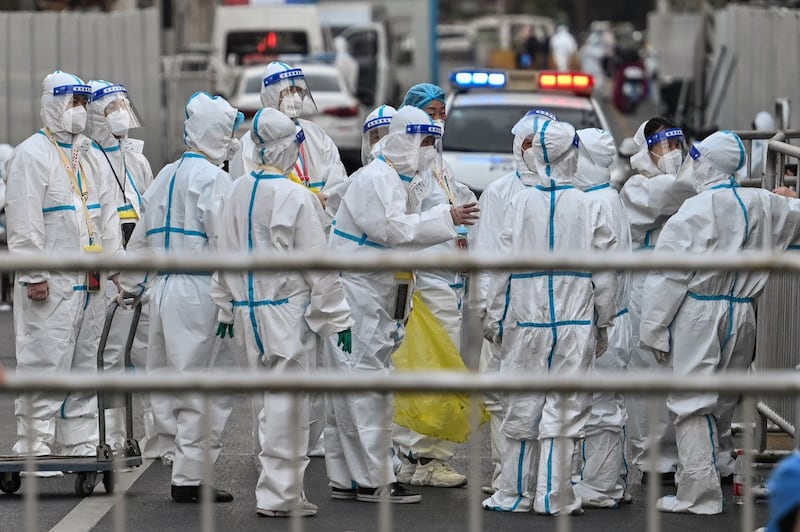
106, 109, 131, 137
63, 106, 87, 134
433, 119, 445, 134
522, 148, 538, 173
656, 149, 683, 175
279, 93, 304, 119
226, 137, 241, 162
418, 145, 437, 171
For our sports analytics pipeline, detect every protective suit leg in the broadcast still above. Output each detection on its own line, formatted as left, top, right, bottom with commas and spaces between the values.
573, 430, 626, 507
146, 293, 176, 463
534, 436, 581, 515
481, 438, 536, 512
656, 414, 722, 514
255, 357, 310, 512
57, 290, 105, 456
625, 275, 678, 474
307, 337, 325, 455
480, 340, 506, 491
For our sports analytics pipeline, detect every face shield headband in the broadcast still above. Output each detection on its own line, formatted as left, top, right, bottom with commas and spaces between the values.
405, 123, 443, 138
364, 116, 392, 133
53, 84, 92, 100
646, 127, 685, 150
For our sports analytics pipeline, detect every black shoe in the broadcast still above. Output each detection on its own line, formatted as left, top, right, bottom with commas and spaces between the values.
640, 471, 675, 486
721, 473, 734, 486
356, 482, 421, 503
171, 484, 234, 503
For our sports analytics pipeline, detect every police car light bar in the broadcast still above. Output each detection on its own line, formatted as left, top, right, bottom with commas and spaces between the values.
451, 70, 507, 89
538, 71, 594, 96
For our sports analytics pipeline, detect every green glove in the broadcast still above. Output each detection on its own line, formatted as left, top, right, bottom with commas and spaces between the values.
337, 329, 352, 353
216, 322, 234, 339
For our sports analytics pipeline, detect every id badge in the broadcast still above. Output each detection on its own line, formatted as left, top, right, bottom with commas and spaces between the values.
392, 272, 415, 321
84, 243, 104, 292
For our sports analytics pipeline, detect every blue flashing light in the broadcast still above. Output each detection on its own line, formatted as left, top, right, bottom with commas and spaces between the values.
451, 70, 507, 89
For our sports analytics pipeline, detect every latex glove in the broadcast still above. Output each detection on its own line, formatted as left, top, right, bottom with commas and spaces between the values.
595, 327, 608, 358
450, 202, 480, 226
110, 273, 121, 292
114, 290, 140, 310
216, 322, 234, 339
337, 329, 352, 353
651, 347, 670, 365
773, 186, 796, 198
26, 281, 49, 301
317, 193, 329, 210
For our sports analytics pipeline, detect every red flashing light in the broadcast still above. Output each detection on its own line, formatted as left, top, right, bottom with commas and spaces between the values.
538, 71, 594, 96
257, 32, 278, 54
323, 105, 359, 117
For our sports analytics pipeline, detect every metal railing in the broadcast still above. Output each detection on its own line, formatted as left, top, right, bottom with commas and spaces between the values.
0, 249, 798, 532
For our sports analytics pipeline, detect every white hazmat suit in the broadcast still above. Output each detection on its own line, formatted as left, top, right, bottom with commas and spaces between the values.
620, 121, 694, 477
211, 108, 353, 516
324, 107, 456, 500
334, 36, 359, 96
6, 70, 123, 457
550, 25, 578, 72
571, 128, 633, 508
641, 131, 800, 514
483, 120, 618, 515
473, 109, 554, 494
84, 80, 155, 453
120, 92, 240, 499
750, 111, 776, 181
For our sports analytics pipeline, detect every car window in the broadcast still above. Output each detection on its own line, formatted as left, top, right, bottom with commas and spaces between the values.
225, 31, 309, 66
303, 72, 342, 93
443, 105, 601, 153
245, 74, 262, 95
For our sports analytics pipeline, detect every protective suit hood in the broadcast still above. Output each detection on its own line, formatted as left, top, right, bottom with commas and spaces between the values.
250, 107, 301, 175
767, 454, 800, 532
629, 121, 663, 177
575, 128, 616, 188
511, 109, 559, 186
40, 70, 91, 142
754, 111, 775, 131
401, 83, 446, 110
87, 80, 135, 147
0, 143, 13, 181
183, 91, 242, 166
362, 104, 396, 166
377, 105, 442, 181
333, 36, 349, 54
532, 120, 579, 186
688, 130, 748, 192
259, 61, 316, 119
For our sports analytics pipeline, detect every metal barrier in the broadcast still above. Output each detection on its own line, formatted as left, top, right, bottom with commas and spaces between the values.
0, 250, 797, 532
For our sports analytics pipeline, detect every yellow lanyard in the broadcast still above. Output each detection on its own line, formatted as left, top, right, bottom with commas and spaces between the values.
42, 128, 102, 251
434, 167, 456, 206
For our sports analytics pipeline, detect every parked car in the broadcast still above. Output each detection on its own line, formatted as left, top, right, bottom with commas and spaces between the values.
228, 63, 364, 169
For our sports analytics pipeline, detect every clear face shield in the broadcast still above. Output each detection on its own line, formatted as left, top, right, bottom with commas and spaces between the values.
263, 68, 318, 119
646, 127, 686, 175
93, 84, 143, 135
362, 115, 392, 165
52, 84, 92, 134
406, 122, 443, 177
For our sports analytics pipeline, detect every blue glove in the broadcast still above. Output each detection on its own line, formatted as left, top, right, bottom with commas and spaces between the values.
337, 330, 352, 353
216, 322, 234, 339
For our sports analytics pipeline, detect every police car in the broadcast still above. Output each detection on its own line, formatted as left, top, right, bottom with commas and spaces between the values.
443, 69, 624, 194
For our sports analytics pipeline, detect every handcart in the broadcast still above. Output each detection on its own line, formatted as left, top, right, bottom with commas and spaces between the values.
0, 300, 143, 497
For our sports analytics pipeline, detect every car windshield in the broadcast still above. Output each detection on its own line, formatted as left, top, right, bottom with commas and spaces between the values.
225, 31, 309, 66
303, 72, 341, 93
443, 105, 601, 153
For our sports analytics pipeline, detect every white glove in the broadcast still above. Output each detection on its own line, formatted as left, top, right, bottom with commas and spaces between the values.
484, 327, 502, 346
595, 327, 608, 358
651, 347, 670, 365
121, 138, 145, 154
113, 291, 140, 310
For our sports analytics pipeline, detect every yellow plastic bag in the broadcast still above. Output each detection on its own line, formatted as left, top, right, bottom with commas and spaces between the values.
393, 292, 489, 443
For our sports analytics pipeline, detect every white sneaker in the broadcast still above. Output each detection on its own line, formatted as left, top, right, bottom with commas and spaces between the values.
395, 456, 416, 484
161, 454, 174, 467
410, 459, 467, 488
258, 498, 318, 517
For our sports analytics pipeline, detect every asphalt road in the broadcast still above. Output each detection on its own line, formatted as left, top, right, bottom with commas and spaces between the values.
0, 90, 774, 531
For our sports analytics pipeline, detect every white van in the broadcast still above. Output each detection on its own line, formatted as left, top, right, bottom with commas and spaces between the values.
210, 4, 327, 97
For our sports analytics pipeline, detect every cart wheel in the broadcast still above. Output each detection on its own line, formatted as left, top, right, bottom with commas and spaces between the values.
103, 471, 115, 494
0, 472, 21, 494
75, 472, 96, 497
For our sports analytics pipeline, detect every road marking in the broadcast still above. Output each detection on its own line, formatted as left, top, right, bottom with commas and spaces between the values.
49, 458, 156, 532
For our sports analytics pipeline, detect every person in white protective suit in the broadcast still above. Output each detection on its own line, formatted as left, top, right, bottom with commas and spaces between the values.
230, 61, 348, 221
333, 36, 359, 96
750, 111, 777, 181
5, 70, 123, 465
0, 143, 12, 208
473, 109, 558, 496
392, 83, 475, 488
620, 117, 695, 485
580, 32, 607, 97
119, 91, 242, 503
640, 130, 800, 514
211, 108, 354, 518
482, 119, 618, 515
324, 106, 479, 504
361, 104, 396, 166
550, 25, 578, 72
83, 80, 157, 458
571, 128, 634, 508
